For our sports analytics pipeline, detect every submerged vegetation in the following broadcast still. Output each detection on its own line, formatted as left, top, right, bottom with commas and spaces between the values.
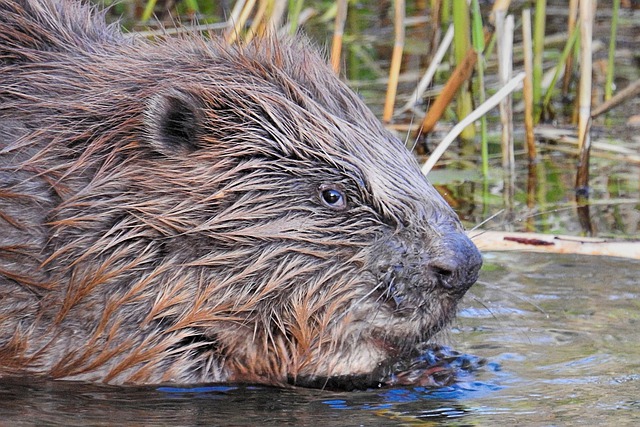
99, 0, 639, 249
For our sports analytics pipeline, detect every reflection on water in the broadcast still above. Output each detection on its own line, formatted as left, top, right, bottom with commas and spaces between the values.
2, 252, 638, 425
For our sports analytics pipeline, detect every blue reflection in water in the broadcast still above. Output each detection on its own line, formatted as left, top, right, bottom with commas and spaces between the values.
157, 385, 238, 394
322, 380, 502, 411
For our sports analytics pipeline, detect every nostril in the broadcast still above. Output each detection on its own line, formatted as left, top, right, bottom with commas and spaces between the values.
432, 266, 452, 278
429, 261, 458, 289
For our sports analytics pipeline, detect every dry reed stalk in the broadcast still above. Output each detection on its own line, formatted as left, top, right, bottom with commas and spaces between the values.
591, 78, 640, 118
576, 0, 596, 198
532, 0, 546, 123
522, 9, 536, 162
238, 0, 259, 36
382, 0, 405, 123
330, 0, 348, 73
471, 231, 640, 260
496, 11, 515, 173
470, 0, 489, 178
550, 145, 640, 165
489, 0, 511, 19
398, 25, 454, 114
224, 0, 254, 44
417, 48, 477, 137
245, 0, 270, 42
577, 0, 594, 151
534, 126, 640, 164
489, 0, 511, 28
421, 72, 525, 174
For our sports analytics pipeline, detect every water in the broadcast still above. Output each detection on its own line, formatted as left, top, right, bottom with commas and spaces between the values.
2, 252, 638, 426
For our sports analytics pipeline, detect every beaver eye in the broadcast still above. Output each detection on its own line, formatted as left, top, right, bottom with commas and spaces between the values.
318, 185, 347, 210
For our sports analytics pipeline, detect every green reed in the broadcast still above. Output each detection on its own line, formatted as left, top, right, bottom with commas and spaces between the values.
605, 0, 620, 101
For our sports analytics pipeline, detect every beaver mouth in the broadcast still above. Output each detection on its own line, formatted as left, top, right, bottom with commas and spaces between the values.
366, 301, 456, 353
355, 269, 472, 366
362, 230, 482, 348
288, 296, 466, 391
369, 272, 468, 331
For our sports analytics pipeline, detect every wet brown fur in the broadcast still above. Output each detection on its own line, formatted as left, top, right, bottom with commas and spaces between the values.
0, 0, 481, 386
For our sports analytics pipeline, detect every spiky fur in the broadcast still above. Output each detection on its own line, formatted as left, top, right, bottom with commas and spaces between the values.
0, 0, 481, 386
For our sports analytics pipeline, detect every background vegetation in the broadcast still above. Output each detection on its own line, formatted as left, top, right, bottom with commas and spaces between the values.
99, 0, 640, 243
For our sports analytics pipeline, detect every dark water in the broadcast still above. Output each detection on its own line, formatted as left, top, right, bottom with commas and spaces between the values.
2, 252, 638, 426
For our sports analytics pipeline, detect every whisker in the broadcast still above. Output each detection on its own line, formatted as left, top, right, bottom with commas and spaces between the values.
472, 280, 549, 317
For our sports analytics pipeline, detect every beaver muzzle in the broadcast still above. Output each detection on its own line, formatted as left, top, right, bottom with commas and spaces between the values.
374, 228, 482, 311
425, 231, 482, 293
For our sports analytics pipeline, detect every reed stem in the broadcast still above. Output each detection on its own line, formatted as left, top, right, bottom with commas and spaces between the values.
268, 0, 288, 31
562, 0, 579, 95
470, 0, 488, 178
578, 0, 594, 150
441, 0, 450, 25
418, 49, 477, 137
496, 12, 515, 173
399, 25, 453, 114
141, 0, 158, 22
532, 0, 546, 123
421, 72, 525, 175
452, 0, 474, 141
576, 0, 595, 213
288, 0, 304, 35
224, 0, 247, 42
522, 8, 536, 162
246, 0, 270, 42
382, 0, 405, 123
227, 0, 257, 44
330, 0, 348, 74
605, 0, 620, 101
542, 25, 580, 115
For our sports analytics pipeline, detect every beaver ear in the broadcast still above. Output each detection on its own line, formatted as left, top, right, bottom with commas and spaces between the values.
145, 89, 205, 154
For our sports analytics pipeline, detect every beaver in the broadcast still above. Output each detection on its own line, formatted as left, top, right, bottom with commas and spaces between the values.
0, 0, 482, 388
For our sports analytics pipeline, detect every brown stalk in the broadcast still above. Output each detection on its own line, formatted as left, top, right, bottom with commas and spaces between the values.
522, 9, 536, 161
330, 0, 348, 73
417, 48, 478, 137
590, 78, 640, 118
382, 0, 405, 123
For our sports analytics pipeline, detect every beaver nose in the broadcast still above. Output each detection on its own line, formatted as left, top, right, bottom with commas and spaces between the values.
427, 232, 482, 293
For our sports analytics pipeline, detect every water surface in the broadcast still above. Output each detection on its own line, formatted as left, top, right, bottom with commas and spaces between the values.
2, 252, 638, 426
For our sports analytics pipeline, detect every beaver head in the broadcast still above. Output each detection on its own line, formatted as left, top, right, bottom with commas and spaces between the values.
0, 0, 481, 386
